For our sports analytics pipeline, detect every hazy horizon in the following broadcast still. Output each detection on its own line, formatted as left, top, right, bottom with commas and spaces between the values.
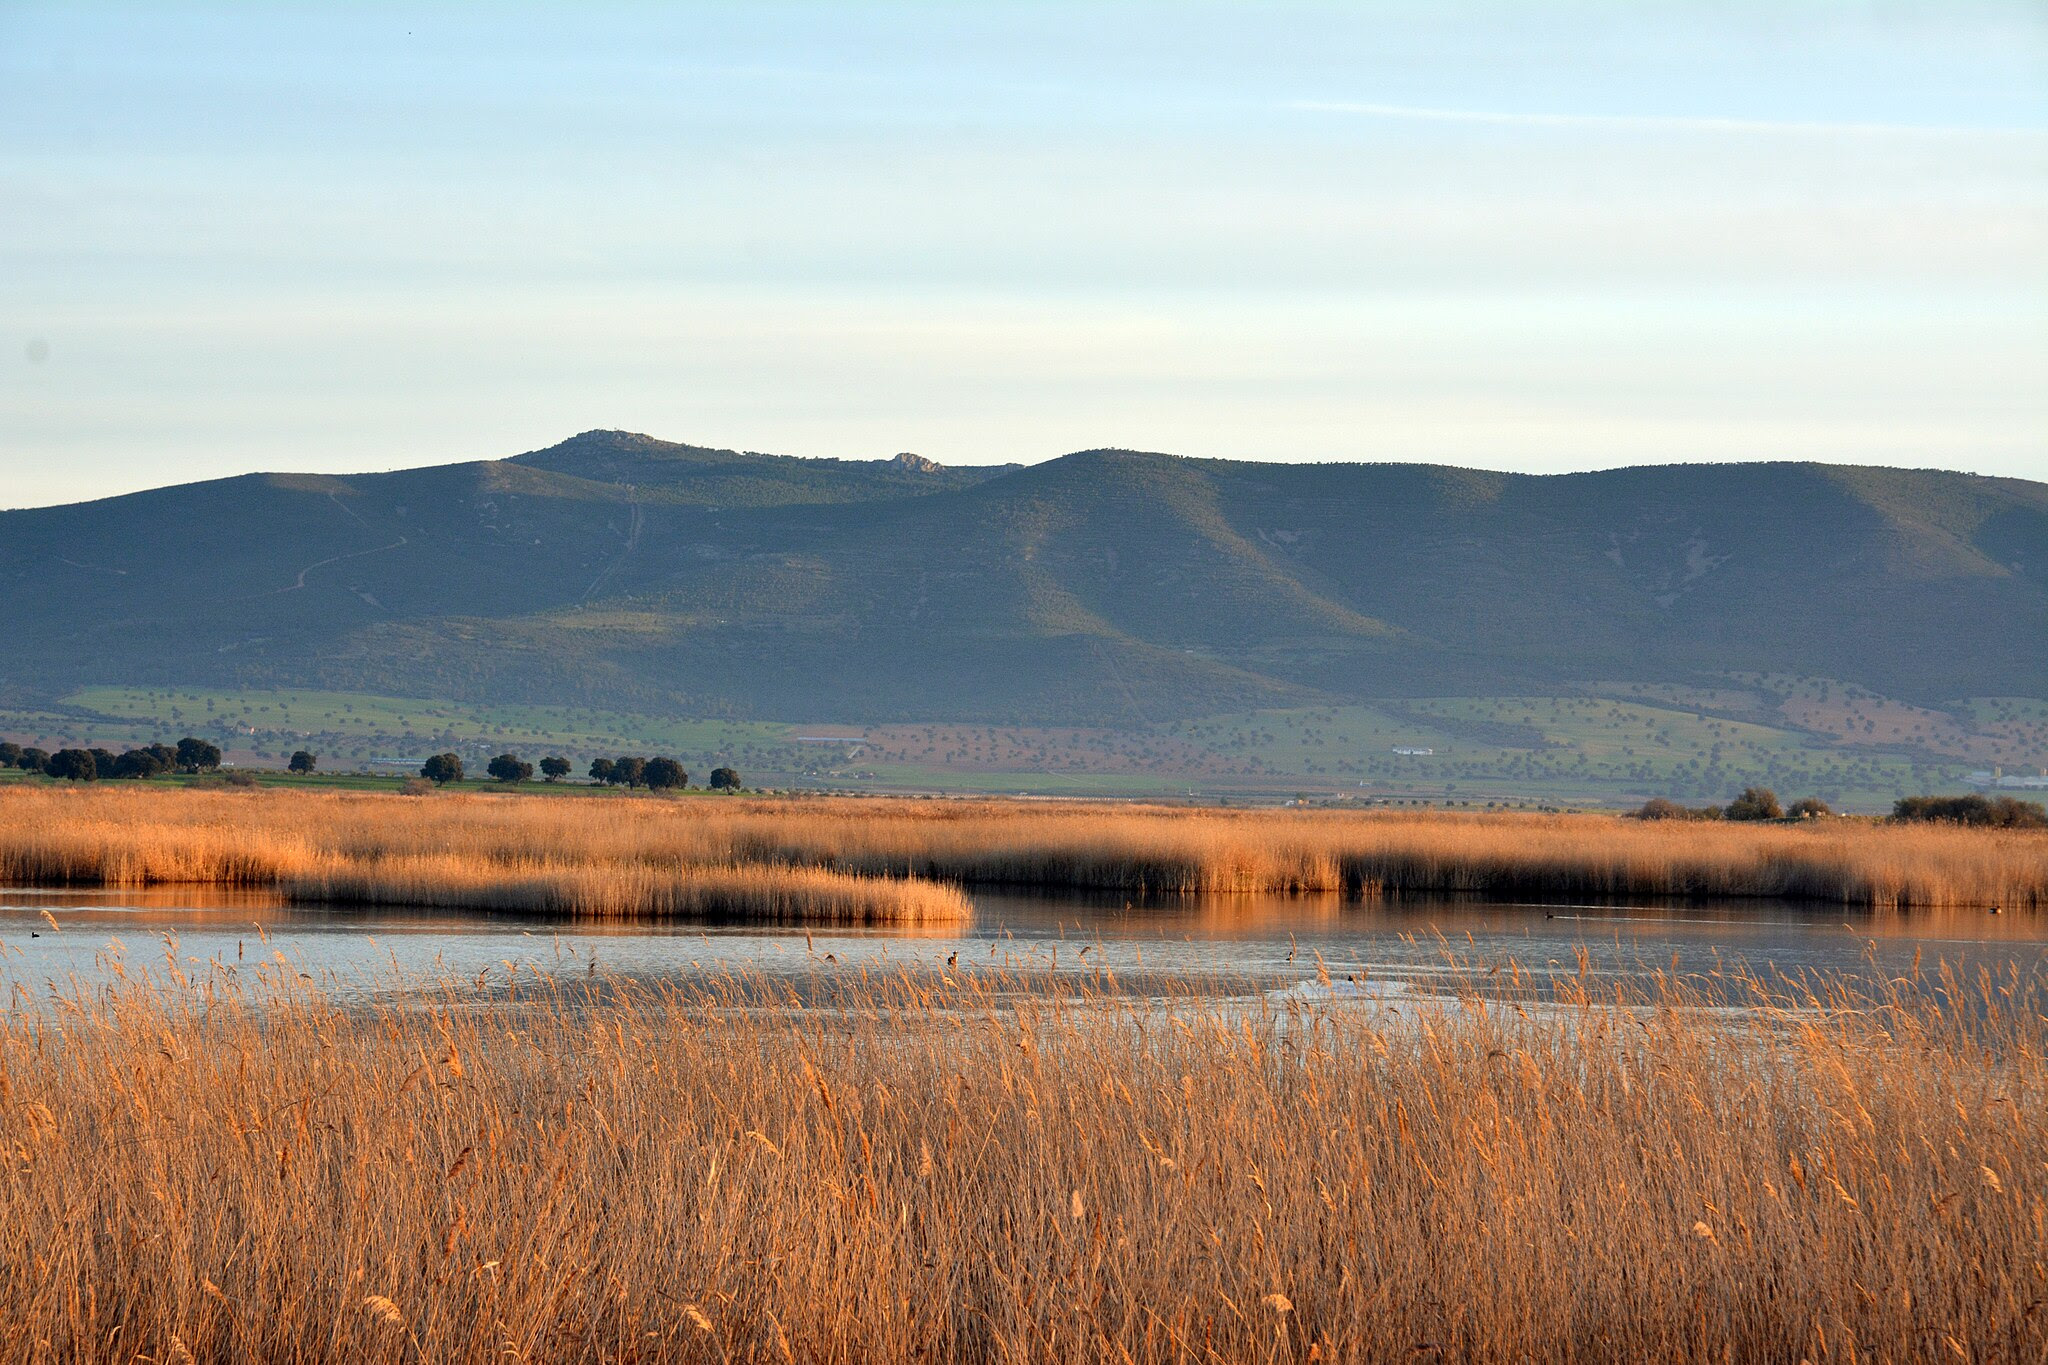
5, 1, 2044, 507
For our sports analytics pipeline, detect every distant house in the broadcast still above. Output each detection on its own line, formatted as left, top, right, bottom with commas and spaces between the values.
1391, 746, 1434, 757
1967, 768, 2048, 790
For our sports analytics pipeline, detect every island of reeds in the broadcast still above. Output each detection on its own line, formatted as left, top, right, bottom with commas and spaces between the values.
1, 957, 2042, 1362
1, 784, 2045, 919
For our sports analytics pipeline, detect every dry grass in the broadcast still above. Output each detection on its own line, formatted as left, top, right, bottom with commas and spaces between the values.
0, 954, 2042, 1362
3, 784, 2045, 913
0, 786, 969, 925
713, 798, 2048, 908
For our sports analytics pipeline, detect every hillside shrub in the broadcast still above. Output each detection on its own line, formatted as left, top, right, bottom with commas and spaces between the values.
1630, 797, 1721, 821
487, 753, 534, 784
46, 749, 97, 782
421, 753, 464, 784
175, 737, 222, 773
1725, 787, 1784, 821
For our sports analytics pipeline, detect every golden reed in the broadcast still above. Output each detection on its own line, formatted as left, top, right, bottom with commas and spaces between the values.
0, 957, 2040, 1362
2, 784, 2044, 913
0, 786, 971, 925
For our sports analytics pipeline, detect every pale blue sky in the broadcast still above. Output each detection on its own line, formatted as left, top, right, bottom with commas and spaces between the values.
3, 1, 2044, 506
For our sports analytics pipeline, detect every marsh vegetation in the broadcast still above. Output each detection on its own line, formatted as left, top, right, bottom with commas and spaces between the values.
2, 783, 2043, 1361
5, 787, 2048, 919
2, 787, 2045, 922
1, 954, 2042, 1362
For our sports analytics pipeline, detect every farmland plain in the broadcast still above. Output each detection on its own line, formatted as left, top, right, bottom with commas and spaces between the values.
8, 673, 2043, 809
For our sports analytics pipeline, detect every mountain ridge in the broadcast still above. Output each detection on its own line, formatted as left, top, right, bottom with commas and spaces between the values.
2, 433, 2041, 724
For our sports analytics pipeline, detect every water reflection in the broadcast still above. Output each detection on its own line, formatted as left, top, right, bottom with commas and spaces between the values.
2, 885, 2040, 1008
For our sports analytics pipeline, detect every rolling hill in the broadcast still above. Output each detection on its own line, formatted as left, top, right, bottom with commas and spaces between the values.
3, 431, 2043, 727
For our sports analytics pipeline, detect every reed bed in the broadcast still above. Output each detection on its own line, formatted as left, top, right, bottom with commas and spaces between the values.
0, 956, 2041, 1363
721, 800, 2048, 908
279, 854, 969, 926
0, 787, 970, 925
2, 784, 2044, 913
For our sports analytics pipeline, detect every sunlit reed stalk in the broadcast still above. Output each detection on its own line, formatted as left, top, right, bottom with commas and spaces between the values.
0, 954, 2041, 1362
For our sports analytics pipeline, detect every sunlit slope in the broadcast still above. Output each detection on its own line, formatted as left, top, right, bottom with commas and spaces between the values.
2, 433, 2041, 721
1194, 459, 2048, 698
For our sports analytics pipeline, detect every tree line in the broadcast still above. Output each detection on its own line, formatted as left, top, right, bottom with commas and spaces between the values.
1630, 787, 1828, 822
1633, 785, 2047, 828
2, 737, 747, 793
1, 738, 223, 782
1892, 793, 2048, 829
419, 752, 743, 791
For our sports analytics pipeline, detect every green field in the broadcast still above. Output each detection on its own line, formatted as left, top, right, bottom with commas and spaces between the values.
1390, 695, 1940, 810
0, 678, 2028, 811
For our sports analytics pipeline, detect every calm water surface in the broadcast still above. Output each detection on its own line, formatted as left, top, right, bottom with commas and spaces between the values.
4, 886, 2042, 1010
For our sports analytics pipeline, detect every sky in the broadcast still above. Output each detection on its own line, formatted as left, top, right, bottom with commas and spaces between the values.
2, 1, 2044, 507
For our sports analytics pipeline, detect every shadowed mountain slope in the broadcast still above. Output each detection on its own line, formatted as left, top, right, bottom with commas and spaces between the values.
3, 433, 2041, 722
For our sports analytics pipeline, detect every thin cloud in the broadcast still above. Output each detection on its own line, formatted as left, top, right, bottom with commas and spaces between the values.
1291, 100, 2041, 139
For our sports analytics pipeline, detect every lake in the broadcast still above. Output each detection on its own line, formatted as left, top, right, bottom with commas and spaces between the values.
5, 885, 2043, 1010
